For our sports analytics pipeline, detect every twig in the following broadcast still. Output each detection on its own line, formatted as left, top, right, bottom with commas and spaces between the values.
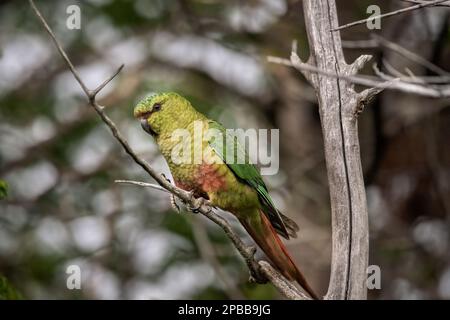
267, 55, 450, 98
377, 61, 450, 85
371, 34, 450, 76
343, 36, 450, 78
90, 64, 125, 100
115, 180, 309, 299
400, 0, 450, 6
331, 0, 450, 32
115, 180, 169, 193
29, 0, 306, 300
29, 0, 90, 96
341, 39, 378, 49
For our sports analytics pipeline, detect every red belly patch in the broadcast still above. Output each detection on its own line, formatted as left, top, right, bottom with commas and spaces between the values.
174, 163, 228, 195
197, 163, 228, 193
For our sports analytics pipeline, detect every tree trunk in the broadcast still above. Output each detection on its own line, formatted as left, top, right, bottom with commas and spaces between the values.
302, 0, 369, 300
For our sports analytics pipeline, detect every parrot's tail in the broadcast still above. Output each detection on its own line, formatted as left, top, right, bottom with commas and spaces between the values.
239, 210, 319, 300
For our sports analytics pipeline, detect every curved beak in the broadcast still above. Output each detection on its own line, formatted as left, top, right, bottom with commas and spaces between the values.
140, 118, 156, 136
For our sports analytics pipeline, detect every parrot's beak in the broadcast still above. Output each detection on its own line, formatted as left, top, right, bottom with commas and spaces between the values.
140, 118, 157, 136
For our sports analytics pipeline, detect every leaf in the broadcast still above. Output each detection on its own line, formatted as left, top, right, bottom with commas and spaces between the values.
0, 180, 8, 200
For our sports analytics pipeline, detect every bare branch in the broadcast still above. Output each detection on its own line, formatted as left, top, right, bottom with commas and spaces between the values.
377, 61, 450, 84
342, 39, 378, 49
289, 40, 314, 85
349, 55, 373, 75
357, 82, 395, 116
331, 0, 450, 32
114, 180, 169, 193
371, 34, 450, 76
343, 35, 450, 77
116, 180, 309, 299
90, 64, 125, 101
400, 0, 450, 6
29, 0, 90, 96
268, 55, 450, 98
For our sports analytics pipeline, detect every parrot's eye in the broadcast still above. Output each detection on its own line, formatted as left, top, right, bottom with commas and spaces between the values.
153, 103, 162, 112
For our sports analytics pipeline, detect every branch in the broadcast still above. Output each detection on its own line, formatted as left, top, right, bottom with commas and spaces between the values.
267, 56, 450, 98
331, 0, 450, 32
343, 34, 450, 78
114, 180, 309, 299
300, 0, 370, 300
371, 34, 450, 76
115, 180, 169, 193
29, 0, 308, 300
400, 0, 450, 6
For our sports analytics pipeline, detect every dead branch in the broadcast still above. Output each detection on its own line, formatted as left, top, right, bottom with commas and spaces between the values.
300, 0, 371, 300
331, 0, 449, 32
371, 34, 450, 76
267, 56, 450, 98
400, 0, 450, 6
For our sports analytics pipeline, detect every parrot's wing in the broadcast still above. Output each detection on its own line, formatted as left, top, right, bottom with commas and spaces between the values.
207, 120, 292, 239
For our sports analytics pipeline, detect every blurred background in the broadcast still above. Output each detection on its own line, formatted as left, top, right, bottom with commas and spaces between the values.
0, 0, 449, 299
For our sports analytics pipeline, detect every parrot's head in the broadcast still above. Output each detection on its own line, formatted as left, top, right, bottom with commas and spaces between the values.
133, 92, 202, 137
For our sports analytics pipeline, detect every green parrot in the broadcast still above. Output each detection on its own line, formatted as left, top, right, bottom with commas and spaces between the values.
134, 92, 318, 299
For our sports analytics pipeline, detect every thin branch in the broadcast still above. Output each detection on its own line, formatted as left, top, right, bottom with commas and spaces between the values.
29, 0, 90, 96
267, 55, 450, 98
371, 34, 450, 76
29, 0, 307, 300
343, 36, 450, 78
115, 180, 169, 193
341, 39, 378, 49
377, 61, 450, 85
331, 0, 450, 32
90, 64, 125, 100
400, 0, 450, 7
115, 180, 309, 299
350, 55, 373, 75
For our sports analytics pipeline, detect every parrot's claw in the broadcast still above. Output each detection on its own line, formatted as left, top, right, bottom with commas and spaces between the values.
248, 267, 267, 284
247, 245, 257, 256
161, 173, 171, 183
170, 194, 181, 213
188, 197, 211, 214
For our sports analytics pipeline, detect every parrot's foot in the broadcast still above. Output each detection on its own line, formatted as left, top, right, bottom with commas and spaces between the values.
161, 173, 172, 184
161, 174, 182, 213
188, 195, 212, 214
170, 194, 181, 213
245, 246, 267, 284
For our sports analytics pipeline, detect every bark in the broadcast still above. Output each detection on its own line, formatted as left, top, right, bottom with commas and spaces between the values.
302, 0, 369, 299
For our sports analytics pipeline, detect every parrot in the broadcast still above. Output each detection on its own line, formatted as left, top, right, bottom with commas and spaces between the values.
134, 92, 318, 299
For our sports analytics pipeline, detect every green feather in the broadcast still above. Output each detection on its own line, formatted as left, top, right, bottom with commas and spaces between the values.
207, 120, 289, 239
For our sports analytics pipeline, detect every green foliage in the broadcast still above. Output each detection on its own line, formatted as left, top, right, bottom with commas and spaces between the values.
0, 180, 7, 200
243, 282, 278, 300
0, 276, 22, 300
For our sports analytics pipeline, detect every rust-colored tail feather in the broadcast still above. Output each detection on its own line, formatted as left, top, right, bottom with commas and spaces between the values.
239, 211, 319, 300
